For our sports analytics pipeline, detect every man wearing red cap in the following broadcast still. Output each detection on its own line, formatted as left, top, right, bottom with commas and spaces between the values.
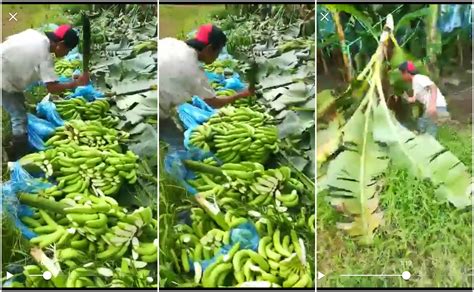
159, 24, 253, 120
399, 61, 448, 137
1, 25, 89, 159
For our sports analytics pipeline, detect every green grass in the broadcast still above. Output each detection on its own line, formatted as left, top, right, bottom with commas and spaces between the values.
159, 5, 226, 39
317, 123, 472, 288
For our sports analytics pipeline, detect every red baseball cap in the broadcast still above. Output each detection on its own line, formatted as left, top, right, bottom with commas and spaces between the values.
186, 24, 227, 51
50, 24, 79, 49
399, 61, 418, 74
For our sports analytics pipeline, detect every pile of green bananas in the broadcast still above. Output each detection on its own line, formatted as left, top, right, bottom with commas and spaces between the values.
188, 161, 305, 209
16, 257, 155, 288
45, 120, 129, 151
54, 98, 119, 127
203, 59, 237, 73
20, 144, 138, 196
17, 192, 157, 288
55, 59, 82, 78
215, 88, 260, 110
174, 212, 312, 287
189, 106, 279, 163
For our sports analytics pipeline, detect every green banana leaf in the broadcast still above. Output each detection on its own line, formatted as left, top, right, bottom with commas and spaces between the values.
373, 102, 471, 209
325, 107, 388, 245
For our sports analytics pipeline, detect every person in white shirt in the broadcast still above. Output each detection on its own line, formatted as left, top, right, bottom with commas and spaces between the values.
399, 61, 448, 137
159, 24, 253, 120
1, 25, 90, 159
159, 24, 253, 146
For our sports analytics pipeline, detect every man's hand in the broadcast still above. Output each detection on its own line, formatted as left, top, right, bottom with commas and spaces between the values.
75, 72, 90, 86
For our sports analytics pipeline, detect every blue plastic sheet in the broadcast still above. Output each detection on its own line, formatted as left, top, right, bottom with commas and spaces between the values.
177, 96, 217, 149
1, 162, 53, 239
67, 84, 105, 101
27, 114, 55, 139
164, 148, 217, 195
27, 114, 56, 151
36, 100, 64, 127
190, 221, 260, 272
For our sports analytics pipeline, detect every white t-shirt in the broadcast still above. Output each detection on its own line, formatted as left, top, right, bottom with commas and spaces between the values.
1, 29, 58, 93
412, 74, 447, 107
158, 38, 215, 119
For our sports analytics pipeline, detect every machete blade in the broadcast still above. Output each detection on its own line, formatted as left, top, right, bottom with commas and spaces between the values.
82, 13, 91, 73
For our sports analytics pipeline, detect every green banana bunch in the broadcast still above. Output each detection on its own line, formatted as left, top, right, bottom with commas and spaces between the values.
21, 145, 139, 196
45, 120, 129, 150
54, 98, 119, 127
188, 161, 302, 210
18, 258, 154, 288
189, 106, 279, 164
55, 59, 82, 78
188, 207, 218, 238
132, 237, 158, 263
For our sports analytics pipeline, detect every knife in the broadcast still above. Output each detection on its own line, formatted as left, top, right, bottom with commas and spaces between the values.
82, 13, 91, 73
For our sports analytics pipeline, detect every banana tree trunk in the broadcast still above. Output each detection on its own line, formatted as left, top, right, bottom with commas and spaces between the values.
332, 11, 352, 82
426, 4, 440, 81
318, 48, 329, 74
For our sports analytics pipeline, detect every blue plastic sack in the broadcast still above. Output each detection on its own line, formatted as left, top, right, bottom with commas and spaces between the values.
178, 97, 215, 130
1, 162, 53, 239
190, 221, 260, 272
205, 71, 225, 83
178, 97, 217, 149
65, 52, 82, 62
36, 101, 64, 127
224, 76, 246, 91
27, 114, 55, 139
27, 114, 55, 151
164, 149, 217, 195
67, 84, 105, 101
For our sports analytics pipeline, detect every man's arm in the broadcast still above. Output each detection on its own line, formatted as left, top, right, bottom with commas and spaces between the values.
45, 81, 78, 94
44, 73, 90, 94
204, 88, 254, 108
427, 84, 438, 116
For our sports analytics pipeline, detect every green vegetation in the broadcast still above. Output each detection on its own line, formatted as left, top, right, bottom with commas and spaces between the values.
317, 4, 472, 288
318, 124, 472, 288
159, 5, 225, 39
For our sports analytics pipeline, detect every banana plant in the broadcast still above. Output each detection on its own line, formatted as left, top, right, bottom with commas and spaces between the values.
322, 15, 472, 245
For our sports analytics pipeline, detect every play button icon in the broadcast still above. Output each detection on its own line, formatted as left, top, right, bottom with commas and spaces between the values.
318, 271, 325, 280
6, 272, 13, 280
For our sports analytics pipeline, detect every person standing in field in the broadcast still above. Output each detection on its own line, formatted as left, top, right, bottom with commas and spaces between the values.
158, 24, 253, 120
399, 61, 449, 137
1, 25, 90, 160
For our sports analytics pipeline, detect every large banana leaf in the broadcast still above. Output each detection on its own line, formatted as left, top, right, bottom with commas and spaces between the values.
373, 102, 472, 209
317, 118, 341, 167
326, 107, 388, 245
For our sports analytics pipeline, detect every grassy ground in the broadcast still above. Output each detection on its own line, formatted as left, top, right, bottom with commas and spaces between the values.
159, 5, 225, 39
317, 123, 472, 288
